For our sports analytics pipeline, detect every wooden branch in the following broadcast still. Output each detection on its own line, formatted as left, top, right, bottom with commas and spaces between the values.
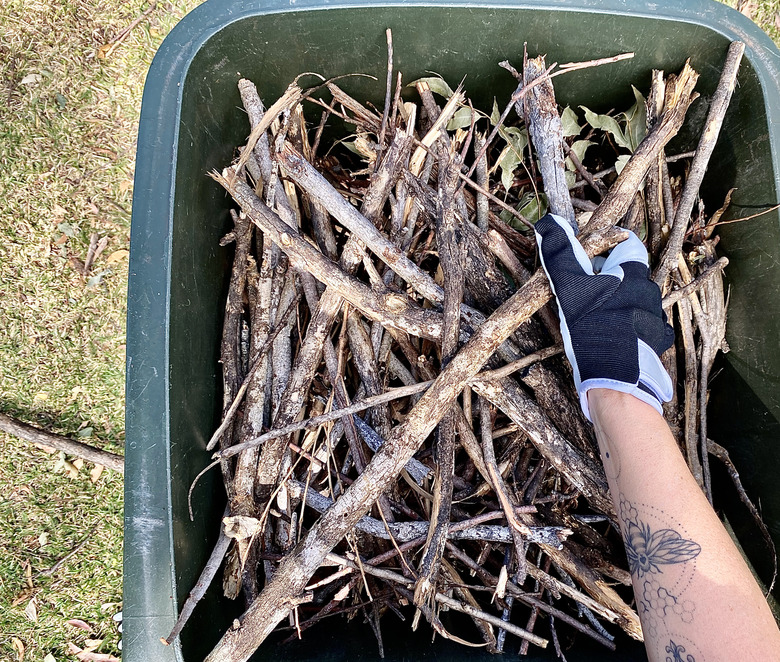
662, 257, 729, 309
280, 142, 488, 332
645, 70, 666, 260
326, 553, 550, 649
653, 41, 744, 286
583, 62, 699, 236
286, 479, 568, 546
212, 173, 444, 341
677, 296, 704, 489
414, 152, 463, 617
164, 509, 231, 644
479, 398, 530, 581
237, 79, 273, 182
707, 438, 777, 591
444, 543, 616, 650
441, 558, 498, 652
521, 55, 576, 227
0, 412, 124, 473
233, 82, 303, 179
470, 376, 614, 518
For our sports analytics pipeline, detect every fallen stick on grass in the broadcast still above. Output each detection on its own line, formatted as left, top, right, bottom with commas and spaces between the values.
0, 412, 124, 473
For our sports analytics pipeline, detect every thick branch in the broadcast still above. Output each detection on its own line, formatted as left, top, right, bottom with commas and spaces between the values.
0, 412, 124, 473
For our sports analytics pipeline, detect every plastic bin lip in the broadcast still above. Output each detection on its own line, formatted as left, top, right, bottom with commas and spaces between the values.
125, 2, 780, 660
154, 0, 780, 83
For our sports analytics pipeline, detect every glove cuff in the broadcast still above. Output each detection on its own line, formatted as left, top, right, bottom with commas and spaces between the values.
579, 379, 666, 421
578, 342, 673, 421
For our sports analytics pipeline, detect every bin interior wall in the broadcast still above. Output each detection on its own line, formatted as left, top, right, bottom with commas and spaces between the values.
160, 6, 780, 661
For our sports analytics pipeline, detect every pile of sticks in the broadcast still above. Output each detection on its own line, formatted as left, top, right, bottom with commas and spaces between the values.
167, 38, 770, 661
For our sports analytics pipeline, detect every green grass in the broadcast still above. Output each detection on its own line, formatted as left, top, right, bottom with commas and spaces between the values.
0, 2, 204, 659
0, 0, 778, 660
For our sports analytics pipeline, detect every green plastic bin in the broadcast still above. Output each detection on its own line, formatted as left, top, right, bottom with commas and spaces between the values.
124, 1, 780, 659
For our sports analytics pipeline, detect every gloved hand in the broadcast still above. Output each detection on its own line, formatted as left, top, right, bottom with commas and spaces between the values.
535, 213, 674, 421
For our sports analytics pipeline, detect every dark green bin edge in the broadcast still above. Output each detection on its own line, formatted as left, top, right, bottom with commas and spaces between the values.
125, 1, 780, 660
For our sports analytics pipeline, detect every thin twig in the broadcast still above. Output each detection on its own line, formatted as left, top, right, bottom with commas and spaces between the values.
216, 346, 562, 460
36, 524, 98, 577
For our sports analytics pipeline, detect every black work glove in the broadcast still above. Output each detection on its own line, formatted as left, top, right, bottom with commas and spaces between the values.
535, 213, 674, 421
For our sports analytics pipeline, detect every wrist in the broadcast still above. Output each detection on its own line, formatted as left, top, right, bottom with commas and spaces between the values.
587, 387, 662, 423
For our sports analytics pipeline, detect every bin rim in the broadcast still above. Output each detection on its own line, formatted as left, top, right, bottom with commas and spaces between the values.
125, 1, 780, 660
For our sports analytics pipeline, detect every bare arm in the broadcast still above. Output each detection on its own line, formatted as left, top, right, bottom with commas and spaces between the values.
589, 388, 780, 662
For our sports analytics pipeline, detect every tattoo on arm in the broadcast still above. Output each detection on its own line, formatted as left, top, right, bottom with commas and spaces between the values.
621, 501, 701, 577
665, 638, 698, 661
617, 494, 703, 656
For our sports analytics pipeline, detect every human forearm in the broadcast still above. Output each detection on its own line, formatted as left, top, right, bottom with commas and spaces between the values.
589, 388, 780, 661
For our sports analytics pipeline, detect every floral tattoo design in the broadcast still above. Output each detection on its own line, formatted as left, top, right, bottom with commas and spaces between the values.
618, 495, 702, 641
666, 638, 697, 661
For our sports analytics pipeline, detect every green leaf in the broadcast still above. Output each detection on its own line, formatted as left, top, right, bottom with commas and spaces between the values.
561, 106, 582, 138
490, 98, 501, 126
565, 171, 576, 188
565, 139, 595, 171
78, 427, 94, 438
341, 140, 363, 156
501, 126, 527, 146
496, 127, 528, 192
497, 145, 522, 192
581, 106, 632, 151
615, 153, 631, 175
407, 76, 454, 99
517, 192, 547, 224
622, 85, 648, 151
446, 106, 474, 131
57, 222, 76, 237
55, 92, 67, 109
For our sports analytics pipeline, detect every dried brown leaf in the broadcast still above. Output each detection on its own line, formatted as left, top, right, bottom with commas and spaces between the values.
67, 642, 120, 662
67, 619, 94, 633
24, 597, 38, 622
69, 256, 87, 275
105, 249, 129, 265
223, 515, 262, 540
11, 636, 24, 661
738, 0, 757, 19
90, 464, 105, 483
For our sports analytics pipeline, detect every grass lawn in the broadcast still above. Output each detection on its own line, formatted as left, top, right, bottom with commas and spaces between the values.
0, 0, 777, 660
0, 2, 204, 659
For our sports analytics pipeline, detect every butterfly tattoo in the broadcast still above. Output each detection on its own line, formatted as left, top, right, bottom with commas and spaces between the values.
623, 518, 701, 577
